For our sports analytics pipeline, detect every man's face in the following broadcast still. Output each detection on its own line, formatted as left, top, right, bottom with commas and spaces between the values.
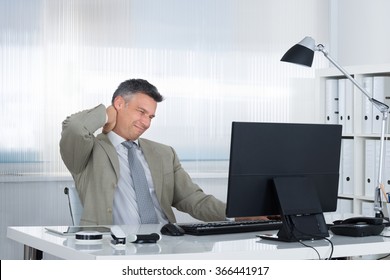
113, 93, 157, 141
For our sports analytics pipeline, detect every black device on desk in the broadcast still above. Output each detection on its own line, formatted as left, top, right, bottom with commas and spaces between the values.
176, 220, 282, 236
329, 217, 385, 237
160, 223, 185, 236
225, 122, 342, 242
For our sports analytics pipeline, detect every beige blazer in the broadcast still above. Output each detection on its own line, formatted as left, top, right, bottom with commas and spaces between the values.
60, 104, 226, 225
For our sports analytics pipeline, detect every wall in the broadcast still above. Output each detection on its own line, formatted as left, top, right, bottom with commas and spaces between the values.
334, 0, 390, 66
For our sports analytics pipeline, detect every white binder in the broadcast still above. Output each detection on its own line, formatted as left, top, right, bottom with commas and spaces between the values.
336, 198, 353, 214
365, 140, 382, 199
325, 79, 339, 124
364, 139, 376, 197
341, 139, 354, 195
384, 141, 390, 199
338, 142, 344, 195
338, 79, 346, 133
362, 76, 373, 134
361, 201, 375, 217
345, 79, 354, 134
374, 140, 381, 191
372, 76, 390, 134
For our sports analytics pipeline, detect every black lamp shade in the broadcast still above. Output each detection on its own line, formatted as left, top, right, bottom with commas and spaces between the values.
281, 44, 314, 67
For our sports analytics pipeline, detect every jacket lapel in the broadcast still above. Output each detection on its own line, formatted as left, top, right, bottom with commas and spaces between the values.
139, 138, 164, 202
97, 133, 120, 180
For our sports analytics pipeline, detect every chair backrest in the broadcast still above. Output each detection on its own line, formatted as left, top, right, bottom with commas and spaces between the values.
64, 185, 83, 226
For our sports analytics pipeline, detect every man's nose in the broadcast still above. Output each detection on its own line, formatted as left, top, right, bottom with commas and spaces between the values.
140, 115, 151, 128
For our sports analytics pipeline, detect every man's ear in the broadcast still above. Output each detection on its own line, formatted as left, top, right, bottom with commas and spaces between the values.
113, 96, 125, 111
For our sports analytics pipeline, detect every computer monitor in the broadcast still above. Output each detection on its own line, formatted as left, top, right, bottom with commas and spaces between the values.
226, 122, 342, 242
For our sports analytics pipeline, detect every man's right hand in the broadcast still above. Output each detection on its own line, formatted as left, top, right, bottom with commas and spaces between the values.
102, 105, 117, 134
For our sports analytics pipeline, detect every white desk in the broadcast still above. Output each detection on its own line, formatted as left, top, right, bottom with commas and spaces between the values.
7, 224, 390, 260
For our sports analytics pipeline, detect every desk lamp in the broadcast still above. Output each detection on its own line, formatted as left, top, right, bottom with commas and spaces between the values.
281, 36, 389, 218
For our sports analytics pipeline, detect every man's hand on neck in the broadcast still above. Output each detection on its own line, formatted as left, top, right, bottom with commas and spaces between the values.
103, 105, 117, 134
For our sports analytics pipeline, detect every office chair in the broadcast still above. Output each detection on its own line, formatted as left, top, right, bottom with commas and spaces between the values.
64, 185, 83, 226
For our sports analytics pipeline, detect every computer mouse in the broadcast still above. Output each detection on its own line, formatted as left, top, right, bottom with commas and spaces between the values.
160, 223, 185, 236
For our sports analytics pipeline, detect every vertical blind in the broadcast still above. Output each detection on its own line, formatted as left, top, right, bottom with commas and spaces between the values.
0, 0, 330, 176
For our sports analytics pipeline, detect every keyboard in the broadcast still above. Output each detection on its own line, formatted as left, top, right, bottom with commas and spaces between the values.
177, 220, 283, 236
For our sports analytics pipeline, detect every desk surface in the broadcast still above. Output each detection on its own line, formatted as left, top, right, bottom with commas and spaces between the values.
7, 224, 390, 260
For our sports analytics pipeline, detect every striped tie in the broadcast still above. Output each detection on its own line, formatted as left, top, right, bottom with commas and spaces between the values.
122, 141, 158, 224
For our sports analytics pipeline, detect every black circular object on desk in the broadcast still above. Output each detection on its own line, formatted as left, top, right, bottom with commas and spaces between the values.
75, 231, 103, 241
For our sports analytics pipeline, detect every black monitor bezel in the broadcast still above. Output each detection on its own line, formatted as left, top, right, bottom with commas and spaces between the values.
226, 121, 342, 219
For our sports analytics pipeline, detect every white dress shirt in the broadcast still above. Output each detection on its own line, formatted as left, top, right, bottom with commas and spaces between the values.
108, 131, 169, 225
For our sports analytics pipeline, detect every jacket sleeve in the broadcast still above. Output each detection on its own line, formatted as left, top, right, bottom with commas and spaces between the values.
59, 104, 107, 175
170, 148, 227, 221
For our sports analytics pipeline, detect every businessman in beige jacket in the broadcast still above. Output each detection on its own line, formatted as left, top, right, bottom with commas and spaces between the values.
60, 79, 226, 225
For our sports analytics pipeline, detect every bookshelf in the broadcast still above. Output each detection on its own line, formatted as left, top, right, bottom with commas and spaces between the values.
316, 64, 390, 217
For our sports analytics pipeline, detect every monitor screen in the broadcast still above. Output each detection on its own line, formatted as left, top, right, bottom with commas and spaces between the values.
226, 122, 342, 219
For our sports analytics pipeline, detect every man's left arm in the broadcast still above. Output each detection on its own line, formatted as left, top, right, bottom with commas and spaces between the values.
170, 149, 226, 222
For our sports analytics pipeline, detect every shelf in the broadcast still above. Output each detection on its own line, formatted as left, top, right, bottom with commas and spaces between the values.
316, 64, 390, 217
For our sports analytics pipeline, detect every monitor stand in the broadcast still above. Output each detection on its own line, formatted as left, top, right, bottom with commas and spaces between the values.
258, 176, 329, 242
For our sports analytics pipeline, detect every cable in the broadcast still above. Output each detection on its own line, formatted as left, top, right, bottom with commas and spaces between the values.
377, 253, 390, 260
297, 239, 321, 260
287, 217, 334, 260
64, 187, 75, 226
323, 237, 334, 260
294, 229, 334, 260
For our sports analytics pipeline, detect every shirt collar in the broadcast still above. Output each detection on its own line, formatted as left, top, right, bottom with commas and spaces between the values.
107, 131, 139, 149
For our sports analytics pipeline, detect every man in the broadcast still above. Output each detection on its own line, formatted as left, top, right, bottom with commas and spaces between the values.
60, 79, 226, 225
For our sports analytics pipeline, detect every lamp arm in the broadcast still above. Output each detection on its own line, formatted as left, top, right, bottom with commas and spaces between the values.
316, 44, 389, 114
